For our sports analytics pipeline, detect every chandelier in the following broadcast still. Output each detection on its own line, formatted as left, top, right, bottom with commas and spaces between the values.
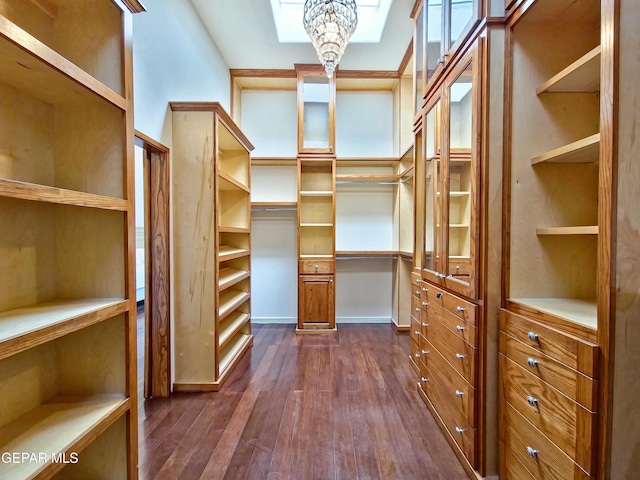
303, 0, 358, 78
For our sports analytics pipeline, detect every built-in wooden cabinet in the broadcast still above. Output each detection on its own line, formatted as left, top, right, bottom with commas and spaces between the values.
171, 102, 254, 391
296, 64, 335, 155
500, 0, 610, 477
297, 157, 336, 331
0, 1, 142, 478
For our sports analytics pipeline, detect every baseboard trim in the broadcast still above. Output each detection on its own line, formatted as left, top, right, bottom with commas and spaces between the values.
252, 317, 393, 324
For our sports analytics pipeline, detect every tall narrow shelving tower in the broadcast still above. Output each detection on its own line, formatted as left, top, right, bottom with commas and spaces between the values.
171, 102, 254, 391
0, 0, 143, 478
296, 65, 337, 332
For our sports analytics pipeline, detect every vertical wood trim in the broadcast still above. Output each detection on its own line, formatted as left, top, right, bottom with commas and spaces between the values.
501, 25, 514, 311
598, 0, 619, 477
121, 7, 138, 479
143, 152, 152, 400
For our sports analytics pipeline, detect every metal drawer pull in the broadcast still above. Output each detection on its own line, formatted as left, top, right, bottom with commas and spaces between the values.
422, 322, 429, 327
455, 427, 464, 434
422, 302, 428, 307
526, 446, 538, 458
415, 290, 421, 295
528, 331, 539, 341
456, 353, 465, 360
456, 325, 465, 332
527, 395, 539, 406
422, 287, 428, 292
414, 353, 420, 358
455, 390, 464, 397
436, 293, 443, 299
422, 350, 429, 355
436, 273, 446, 279
421, 377, 429, 383
415, 308, 421, 312
456, 306, 465, 313
414, 331, 420, 335
527, 357, 539, 367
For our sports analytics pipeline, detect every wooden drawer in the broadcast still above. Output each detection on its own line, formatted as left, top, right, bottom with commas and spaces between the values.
425, 338, 476, 426
500, 400, 592, 480
427, 314, 477, 385
500, 354, 596, 473
411, 294, 422, 321
299, 260, 334, 274
409, 339, 421, 376
449, 257, 472, 276
423, 282, 477, 325
501, 442, 537, 480
410, 316, 422, 344
411, 271, 421, 288
500, 309, 598, 378
500, 332, 598, 410
429, 303, 478, 347
425, 364, 477, 467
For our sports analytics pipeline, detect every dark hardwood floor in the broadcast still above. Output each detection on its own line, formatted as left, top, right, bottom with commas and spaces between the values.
137, 323, 468, 480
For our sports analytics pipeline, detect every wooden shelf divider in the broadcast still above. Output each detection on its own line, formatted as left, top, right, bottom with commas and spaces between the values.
218, 171, 249, 192
536, 226, 598, 235
531, 133, 600, 165
218, 268, 250, 291
218, 312, 251, 348
218, 290, 250, 321
537, 46, 601, 94
218, 246, 251, 262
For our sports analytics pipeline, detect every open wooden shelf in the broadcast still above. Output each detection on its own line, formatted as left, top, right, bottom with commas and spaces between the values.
300, 190, 333, 196
0, 298, 127, 362
219, 333, 252, 375
537, 46, 601, 94
218, 172, 249, 192
218, 226, 250, 234
251, 202, 297, 209
0, 394, 128, 480
218, 246, 250, 262
218, 290, 250, 321
300, 223, 333, 227
0, 179, 128, 211
0, 20, 126, 110
336, 251, 399, 258
336, 173, 399, 184
218, 312, 251, 349
531, 133, 600, 165
536, 226, 598, 235
300, 254, 333, 259
218, 268, 250, 291
509, 297, 597, 330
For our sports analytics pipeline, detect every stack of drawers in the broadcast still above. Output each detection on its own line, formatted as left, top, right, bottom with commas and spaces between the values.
416, 279, 479, 468
409, 272, 425, 376
499, 310, 599, 479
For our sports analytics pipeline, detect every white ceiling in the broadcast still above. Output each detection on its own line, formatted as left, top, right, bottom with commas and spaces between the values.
189, 0, 415, 72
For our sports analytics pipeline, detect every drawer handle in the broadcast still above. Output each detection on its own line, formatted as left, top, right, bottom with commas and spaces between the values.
414, 331, 420, 336
436, 293, 443, 299
527, 395, 539, 407
436, 273, 446, 279
456, 306, 465, 313
421, 350, 429, 355
422, 302, 428, 307
456, 353, 465, 360
422, 287, 428, 292
421, 377, 429, 383
456, 325, 465, 332
415, 290, 421, 295
414, 353, 421, 358
527, 357, 539, 368
415, 308, 421, 312
455, 426, 465, 434
528, 331, 539, 341
416, 279, 421, 284
526, 446, 538, 458
455, 390, 464, 397
421, 322, 429, 327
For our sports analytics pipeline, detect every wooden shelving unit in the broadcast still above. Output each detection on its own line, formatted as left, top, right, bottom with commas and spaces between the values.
171, 102, 254, 391
509, 297, 597, 330
536, 226, 598, 235
0, 1, 143, 478
536, 45, 601, 94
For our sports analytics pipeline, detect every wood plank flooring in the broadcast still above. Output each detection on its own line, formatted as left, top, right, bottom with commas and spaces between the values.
137, 324, 468, 480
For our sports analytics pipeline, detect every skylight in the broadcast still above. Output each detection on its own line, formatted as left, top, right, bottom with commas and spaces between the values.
271, 0, 393, 43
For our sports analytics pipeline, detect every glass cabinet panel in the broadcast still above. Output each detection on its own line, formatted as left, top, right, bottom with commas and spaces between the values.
423, 101, 441, 274
303, 76, 330, 149
449, 0, 476, 49
447, 60, 473, 285
425, 0, 444, 89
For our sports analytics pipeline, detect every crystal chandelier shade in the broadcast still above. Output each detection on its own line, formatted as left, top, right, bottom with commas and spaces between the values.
303, 0, 358, 78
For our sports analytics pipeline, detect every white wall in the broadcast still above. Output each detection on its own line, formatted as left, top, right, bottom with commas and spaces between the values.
336, 259, 393, 322
336, 92, 394, 157
251, 166, 297, 203
133, 0, 231, 147
240, 91, 298, 158
251, 211, 298, 323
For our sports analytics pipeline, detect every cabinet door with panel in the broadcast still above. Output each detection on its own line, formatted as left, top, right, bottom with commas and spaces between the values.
298, 275, 335, 330
421, 42, 481, 299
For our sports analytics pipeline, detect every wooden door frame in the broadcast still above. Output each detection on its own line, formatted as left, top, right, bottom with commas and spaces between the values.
135, 131, 171, 398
